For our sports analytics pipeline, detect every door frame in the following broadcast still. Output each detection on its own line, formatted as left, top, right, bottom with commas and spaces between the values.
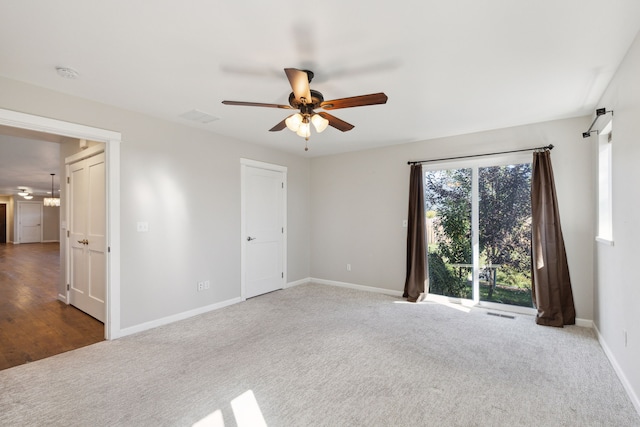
17, 200, 43, 243
0, 108, 121, 339
240, 158, 287, 300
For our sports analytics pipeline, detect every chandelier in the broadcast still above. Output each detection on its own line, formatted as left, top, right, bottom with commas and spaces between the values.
43, 173, 60, 207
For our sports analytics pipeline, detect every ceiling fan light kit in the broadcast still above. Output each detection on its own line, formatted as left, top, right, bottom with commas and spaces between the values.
222, 68, 388, 151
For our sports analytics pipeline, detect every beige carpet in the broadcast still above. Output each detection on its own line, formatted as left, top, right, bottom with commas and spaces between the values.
1, 283, 638, 426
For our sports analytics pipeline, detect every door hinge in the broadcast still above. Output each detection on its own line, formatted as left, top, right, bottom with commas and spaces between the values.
282, 227, 284, 233
67, 177, 70, 184
67, 284, 70, 291
67, 230, 70, 238
108, 246, 111, 253
281, 272, 284, 278
281, 182, 284, 189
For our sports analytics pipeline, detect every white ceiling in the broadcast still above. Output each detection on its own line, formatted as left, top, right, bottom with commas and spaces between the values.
1, 1, 640, 194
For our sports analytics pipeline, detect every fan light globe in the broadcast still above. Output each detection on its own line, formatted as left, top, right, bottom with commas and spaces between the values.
18, 189, 28, 197
24, 194, 33, 200
285, 113, 303, 132
311, 114, 329, 133
296, 122, 311, 138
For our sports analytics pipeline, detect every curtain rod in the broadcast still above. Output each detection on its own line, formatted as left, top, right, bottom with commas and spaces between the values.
407, 144, 553, 165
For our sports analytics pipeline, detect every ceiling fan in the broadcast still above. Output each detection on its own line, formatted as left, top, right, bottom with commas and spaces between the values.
222, 68, 388, 151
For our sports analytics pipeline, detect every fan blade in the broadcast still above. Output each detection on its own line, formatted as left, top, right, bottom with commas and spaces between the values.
269, 118, 288, 132
284, 68, 312, 104
320, 92, 388, 110
222, 100, 293, 109
318, 112, 354, 132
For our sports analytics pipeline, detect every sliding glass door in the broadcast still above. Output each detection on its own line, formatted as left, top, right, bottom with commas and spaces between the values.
424, 159, 533, 308
425, 168, 473, 299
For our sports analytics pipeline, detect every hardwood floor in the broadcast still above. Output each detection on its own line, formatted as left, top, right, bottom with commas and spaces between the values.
0, 242, 104, 371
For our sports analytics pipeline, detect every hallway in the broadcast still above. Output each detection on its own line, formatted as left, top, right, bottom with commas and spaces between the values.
0, 243, 104, 370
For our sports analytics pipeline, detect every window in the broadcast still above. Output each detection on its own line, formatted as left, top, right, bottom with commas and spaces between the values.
424, 155, 533, 309
597, 120, 613, 244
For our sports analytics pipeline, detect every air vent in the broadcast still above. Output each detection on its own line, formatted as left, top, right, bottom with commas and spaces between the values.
180, 109, 219, 124
487, 312, 515, 319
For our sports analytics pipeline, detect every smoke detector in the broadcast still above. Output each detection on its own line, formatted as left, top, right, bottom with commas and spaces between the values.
56, 66, 79, 79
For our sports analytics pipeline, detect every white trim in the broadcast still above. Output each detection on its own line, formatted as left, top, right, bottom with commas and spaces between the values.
240, 158, 287, 300
65, 143, 104, 164
0, 108, 121, 340
596, 236, 614, 246
286, 277, 312, 288
310, 277, 404, 297
240, 158, 288, 172
0, 108, 121, 141
118, 297, 243, 338
594, 323, 640, 416
575, 318, 594, 328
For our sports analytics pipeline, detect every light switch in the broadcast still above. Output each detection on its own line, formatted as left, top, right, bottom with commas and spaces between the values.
137, 221, 149, 232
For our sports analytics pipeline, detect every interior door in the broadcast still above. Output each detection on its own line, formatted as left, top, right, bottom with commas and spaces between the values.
1, 204, 6, 243
18, 202, 42, 243
68, 151, 106, 322
242, 161, 286, 299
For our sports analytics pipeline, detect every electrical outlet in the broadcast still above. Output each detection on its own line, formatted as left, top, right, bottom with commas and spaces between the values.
197, 281, 205, 291
346, 264, 351, 271
204, 280, 210, 290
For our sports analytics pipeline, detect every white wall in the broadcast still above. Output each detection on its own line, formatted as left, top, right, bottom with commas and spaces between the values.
0, 76, 311, 329
310, 116, 595, 320
593, 30, 640, 411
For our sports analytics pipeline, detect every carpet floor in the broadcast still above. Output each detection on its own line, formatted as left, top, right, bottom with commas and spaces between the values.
1, 283, 638, 426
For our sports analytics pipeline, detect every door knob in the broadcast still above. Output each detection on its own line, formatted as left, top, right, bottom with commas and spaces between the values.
247, 236, 256, 241
77, 239, 89, 245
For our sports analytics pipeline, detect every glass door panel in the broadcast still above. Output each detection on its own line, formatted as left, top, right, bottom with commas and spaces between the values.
478, 164, 533, 307
424, 168, 472, 299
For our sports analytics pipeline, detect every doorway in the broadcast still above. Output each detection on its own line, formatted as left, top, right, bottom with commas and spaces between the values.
1, 203, 6, 243
241, 159, 287, 299
0, 108, 121, 339
17, 201, 43, 243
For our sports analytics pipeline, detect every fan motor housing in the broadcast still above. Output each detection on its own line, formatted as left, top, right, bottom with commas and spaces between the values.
289, 89, 324, 110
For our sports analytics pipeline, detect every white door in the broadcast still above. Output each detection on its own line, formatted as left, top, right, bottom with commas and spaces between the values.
242, 160, 286, 299
18, 202, 42, 243
68, 151, 106, 322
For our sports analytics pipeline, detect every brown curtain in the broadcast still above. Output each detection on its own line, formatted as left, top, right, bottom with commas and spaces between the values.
403, 164, 427, 302
531, 150, 576, 326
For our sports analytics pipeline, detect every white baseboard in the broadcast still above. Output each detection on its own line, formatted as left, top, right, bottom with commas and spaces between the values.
117, 297, 243, 338
57, 293, 67, 303
310, 277, 404, 297
575, 318, 593, 328
285, 277, 312, 288
594, 324, 640, 416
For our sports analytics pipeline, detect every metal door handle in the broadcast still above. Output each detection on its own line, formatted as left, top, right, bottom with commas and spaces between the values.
77, 239, 89, 245
247, 236, 256, 241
